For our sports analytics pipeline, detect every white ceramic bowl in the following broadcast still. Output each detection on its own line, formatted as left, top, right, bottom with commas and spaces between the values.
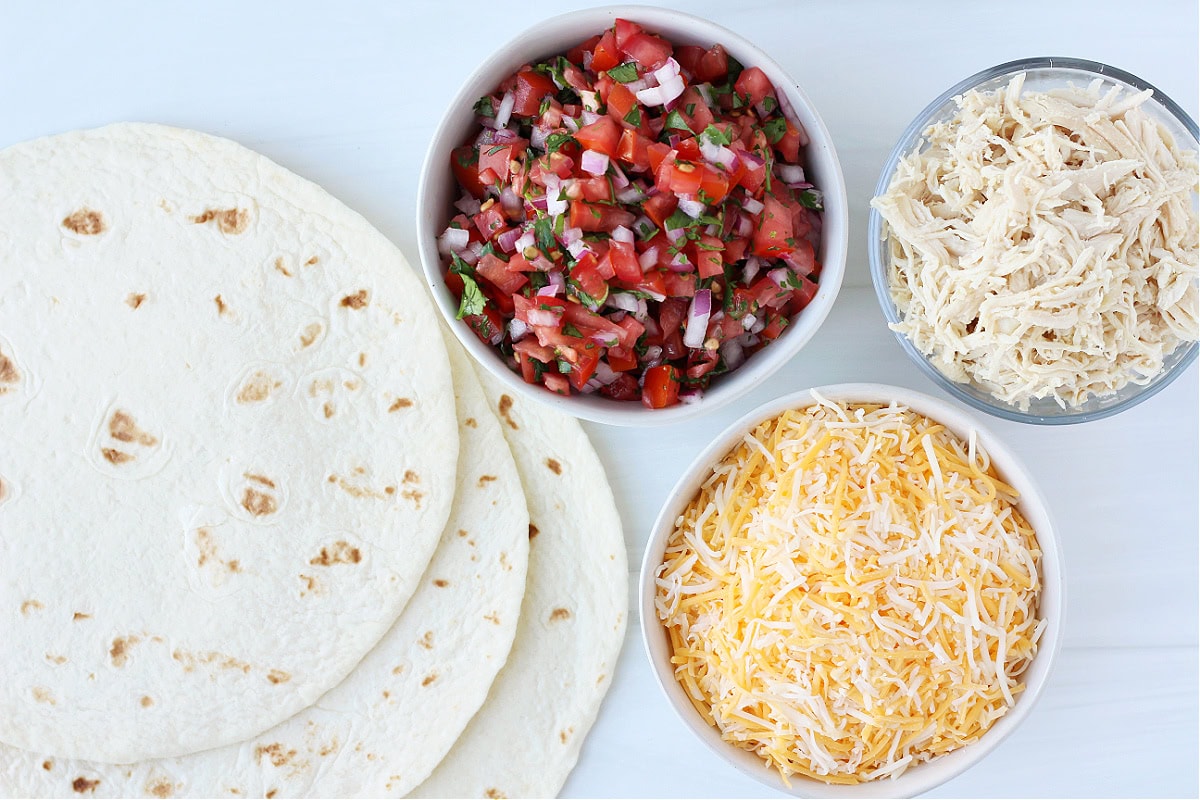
416, 6, 847, 426
640, 383, 1064, 798
868, 57, 1199, 425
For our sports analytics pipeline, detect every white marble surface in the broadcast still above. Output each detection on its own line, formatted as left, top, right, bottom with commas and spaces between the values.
2, 1, 1197, 797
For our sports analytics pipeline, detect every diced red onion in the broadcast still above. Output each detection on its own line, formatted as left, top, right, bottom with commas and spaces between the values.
475, 128, 496, 147
560, 226, 583, 247
562, 116, 580, 133
653, 57, 681, 84
643, 345, 664, 368
699, 139, 737, 170
454, 194, 481, 216
704, 224, 719, 236
683, 290, 712, 349
636, 74, 684, 107
512, 231, 534, 253
589, 331, 620, 348
694, 82, 714, 106
616, 185, 645, 205
734, 213, 754, 238
678, 388, 703, 405
777, 164, 806, 184
580, 91, 600, 112
669, 252, 692, 272
719, 339, 745, 371
499, 186, 521, 214
768, 267, 790, 287
677, 196, 706, 218
459, 240, 484, 265
530, 125, 550, 150
438, 226, 470, 255
532, 255, 556, 272
581, 109, 602, 125
610, 163, 630, 189
544, 176, 567, 216
529, 196, 548, 212
611, 225, 634, 244
581, 149, 610, 176
632, 215, 654, 236
794, 120, 810, 146
496, 226, 523, 253
537, 284, 561, 297
741, 196, 764, 215
591, 360, 620, 386
638, 246, 660, 272
567, 239, 590, 258
664, 226, 685, 244
495, 90, 515, 129
625, 77, 651, 93
743, 256, 763, 284
493, 128, 520, 144
741, 313, 758, 331
547, 271, 566, 293
740, 149, 765, 168
607, 292, 641, 313
508, 318, 530, 340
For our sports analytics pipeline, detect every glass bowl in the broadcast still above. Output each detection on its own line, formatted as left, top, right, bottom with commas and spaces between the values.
868, 57, 1198, 425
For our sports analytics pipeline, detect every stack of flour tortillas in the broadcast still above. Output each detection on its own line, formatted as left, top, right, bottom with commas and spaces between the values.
0, 124, 626, 799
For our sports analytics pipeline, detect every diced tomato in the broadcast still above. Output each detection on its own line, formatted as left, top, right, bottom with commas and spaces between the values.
568, 34, 602, 65
515, 350, 536, 383
608, 240, 642, 282
723, 237, 748, 264
451, 146, 487, 199
733, 66, 777, 111
574, 116, 621, 158
641, 364, 680, 408
512, 69, 558, 117
677, 87, 714, 133
686, 347, 720, 380
513, 336, 555, 363
762, 311, 789, 340
566, 342, 601, 391
473, 205, 507, 240
594, 72, 615, 104
692, 235, 725, 278
464, 305, 504, 345
568, 201, 636, 232
658, 160, 703, 195
613, 18, 642, 49
696, 44, 729, 83
642, 192, 677, 229
542, 372, 570, 395
476, 252, 528, 296
606, 82, 639, 128
569, 255, 610, 304
621, 32, 672, 70
513, 294, 565, 328
505, 252, 536, 272
614, 314, 646, 347
562, 302, 636, 348
606, 346, 638, 372
664, 272, 696, 298
675, 137, 702, 162
752, 194, 793, 257
776, 119, 802, 162
616, 128, 652, 171
601, 373, 640, 400
478, 143, 513, 183
646, 142, 673, 173
591, 30, 620, 71
698, 165, 730, 203
577, 176, 615, 203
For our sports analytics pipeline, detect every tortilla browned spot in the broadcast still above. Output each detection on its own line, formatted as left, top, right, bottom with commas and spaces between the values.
62, 209, 105, 235
126, 293, 146, 309
340, 290, 369, 310
192, 208, 248, 235
497, 395, 518, 430
549, 608, 571, 622
241, 488, 278, 517
71, 776, 99, 793
310, 541, 361, 566
545, 458, 562, 475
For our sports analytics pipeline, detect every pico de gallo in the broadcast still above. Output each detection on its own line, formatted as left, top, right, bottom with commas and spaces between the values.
439, 19, 823, 409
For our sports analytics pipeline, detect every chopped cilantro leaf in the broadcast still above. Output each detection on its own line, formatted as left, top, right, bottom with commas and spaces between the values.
663, 110, 691, 132
455, 148, 478, 168
701, 124, 732, 146
455, 274, 487, 320
473, 97, 495, 118
533, 216, 556, 253
563, 323, 584, 338
623, 106, 642, 127
557, 359, 573, 374
761, 117, 787, 144
759, 96, 778, 114
449, 253, 475, 277
798, 189, 823, 210
606, 62, 640, 83
664, 209, 694, 230
543, 132, 575, 154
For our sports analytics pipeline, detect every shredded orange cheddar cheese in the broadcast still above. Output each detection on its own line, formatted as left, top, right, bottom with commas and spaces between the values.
655, 398, 1044, 784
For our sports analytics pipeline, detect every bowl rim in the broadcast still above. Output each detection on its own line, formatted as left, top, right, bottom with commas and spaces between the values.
415, 4, 848, 427
866, 56, 1199, 425
639, 382, 1065, 798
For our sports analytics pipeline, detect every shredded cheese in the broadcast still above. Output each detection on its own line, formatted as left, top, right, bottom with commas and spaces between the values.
655, 400, 1044, 784
872, 73, 1199, 410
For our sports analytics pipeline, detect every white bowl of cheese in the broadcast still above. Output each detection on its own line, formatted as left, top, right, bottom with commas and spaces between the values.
869, 57, 1198, 424
640, 384, 1063, 797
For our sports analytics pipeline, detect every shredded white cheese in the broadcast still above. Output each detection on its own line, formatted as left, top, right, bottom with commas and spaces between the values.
872, 74, 1199, 410
655, 401, 1044, 784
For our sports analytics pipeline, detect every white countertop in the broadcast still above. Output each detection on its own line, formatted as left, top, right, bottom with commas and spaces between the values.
2, 1, 1197, 797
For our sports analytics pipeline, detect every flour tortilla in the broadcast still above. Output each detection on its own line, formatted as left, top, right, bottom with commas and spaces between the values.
412, 366, 627, 799
0, 330, 529, 798
0, 124, 458, 762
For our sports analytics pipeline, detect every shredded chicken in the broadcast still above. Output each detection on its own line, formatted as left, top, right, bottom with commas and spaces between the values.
873, 73, 1199, 410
